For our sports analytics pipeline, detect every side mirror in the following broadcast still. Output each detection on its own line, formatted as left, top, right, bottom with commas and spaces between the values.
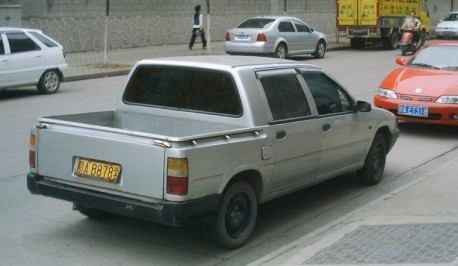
310, 27, 314, 32
355, 101, 372, 112
396, 57, 407, 66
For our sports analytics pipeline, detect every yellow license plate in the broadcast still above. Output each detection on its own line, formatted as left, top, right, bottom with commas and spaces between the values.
75, 158, 121, 183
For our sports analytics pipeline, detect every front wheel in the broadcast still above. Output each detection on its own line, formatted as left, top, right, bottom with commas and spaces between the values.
357, 133, 387, 185
313, 40, 326, 59
211, 181, 257, 249
273, 43, 287, 59
37, 69, 61, 94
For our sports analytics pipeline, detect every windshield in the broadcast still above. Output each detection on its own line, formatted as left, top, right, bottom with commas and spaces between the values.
444, 13, 458, 21
410, 46, 458, 70
237, 18, 275, 29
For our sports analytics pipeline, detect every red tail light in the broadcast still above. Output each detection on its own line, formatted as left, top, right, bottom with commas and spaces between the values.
256, 33, 267, 42
167, 158, 188, 195
225, 32, 230, 41
29, 134, 36, 168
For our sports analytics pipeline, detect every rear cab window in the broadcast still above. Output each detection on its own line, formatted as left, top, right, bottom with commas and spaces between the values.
0, 35, 4, 55
238, 18, 275, 29
123, 65, 242, 116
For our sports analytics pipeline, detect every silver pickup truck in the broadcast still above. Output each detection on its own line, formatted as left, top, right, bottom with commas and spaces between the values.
27, 56, 399, 249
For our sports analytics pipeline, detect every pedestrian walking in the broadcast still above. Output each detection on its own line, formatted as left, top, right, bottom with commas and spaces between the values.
189, 5, 207, 50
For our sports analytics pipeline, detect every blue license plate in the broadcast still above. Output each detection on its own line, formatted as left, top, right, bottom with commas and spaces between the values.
398, 104, 428, 117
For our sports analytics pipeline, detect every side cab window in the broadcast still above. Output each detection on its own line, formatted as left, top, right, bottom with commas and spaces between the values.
6, 32, 40, 53
259, 73, 311, 121
301, 72, 353, 115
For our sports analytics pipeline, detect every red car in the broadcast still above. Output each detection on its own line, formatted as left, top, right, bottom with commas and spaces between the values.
374, 40, 458, 126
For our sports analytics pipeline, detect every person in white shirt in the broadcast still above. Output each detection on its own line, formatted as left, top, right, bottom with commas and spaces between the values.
189, 5, 207, 50
401, 10, 421, 43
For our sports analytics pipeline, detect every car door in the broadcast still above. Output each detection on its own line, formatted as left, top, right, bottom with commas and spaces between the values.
6, 31, 44, 87
0, 33, 10, 89
292, 18, 316, 52
300, 70, 369, 180
277, 19, 298, 54
257, 69, 322, 192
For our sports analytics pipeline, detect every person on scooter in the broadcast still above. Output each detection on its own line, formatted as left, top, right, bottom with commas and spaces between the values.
401, 11, 421, 44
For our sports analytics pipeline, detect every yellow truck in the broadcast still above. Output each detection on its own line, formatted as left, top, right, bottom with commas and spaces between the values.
336, 0, 431, 49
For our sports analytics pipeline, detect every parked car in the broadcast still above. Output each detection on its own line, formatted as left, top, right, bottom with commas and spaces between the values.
435, 11, 458, 39
28, 55, 399, 249
224, 16, 327, 59
0, 27, 68, 94
374, 40, 458, 126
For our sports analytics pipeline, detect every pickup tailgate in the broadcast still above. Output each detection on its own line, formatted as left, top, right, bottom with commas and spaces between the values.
35, 123, 165, 199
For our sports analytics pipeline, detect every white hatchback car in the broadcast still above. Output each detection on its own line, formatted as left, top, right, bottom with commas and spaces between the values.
0, 27, 68, 94
435, 11, 458, 39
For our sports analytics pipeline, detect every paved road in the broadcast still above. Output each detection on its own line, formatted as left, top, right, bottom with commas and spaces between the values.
0, 47, 457, 265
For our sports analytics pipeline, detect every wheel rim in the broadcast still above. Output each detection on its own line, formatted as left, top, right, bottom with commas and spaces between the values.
317, 42, 325, 57
225, 192, 251, 238
44, 71, 59, 92
276, 46, 286, 58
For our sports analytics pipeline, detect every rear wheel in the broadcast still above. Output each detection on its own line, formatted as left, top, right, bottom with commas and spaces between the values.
357, 133, 387, 185
313, 40, 326, 59
37, 69, 61, 94
350, 38, 365, 49
273, 43, 287, 59
211, 181, 257, 249
386, 31, 399, 50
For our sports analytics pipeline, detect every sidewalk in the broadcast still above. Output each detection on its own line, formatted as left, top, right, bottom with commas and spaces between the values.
62, 36, 350, 81
250, 146, 458, 266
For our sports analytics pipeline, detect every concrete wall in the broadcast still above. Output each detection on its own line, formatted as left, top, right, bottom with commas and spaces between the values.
1, 0, 456, 53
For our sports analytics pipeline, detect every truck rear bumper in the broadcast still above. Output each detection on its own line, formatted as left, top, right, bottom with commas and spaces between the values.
27, 172, 220, 226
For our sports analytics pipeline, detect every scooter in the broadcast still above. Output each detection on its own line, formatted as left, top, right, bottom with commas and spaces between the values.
400, 28, 422, 56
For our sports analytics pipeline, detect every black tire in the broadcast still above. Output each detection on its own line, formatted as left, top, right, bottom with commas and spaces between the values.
401, 47, 407, 56
37, 69, 61, 94
273, 43, 287, 59
313, 40, 326, 59
420, 30, 426, 46
387, 31, 398, 50
357, 133, 387, 186
212, 181, 257, 249
350, 38, 365, 49
78, 206, 113, 219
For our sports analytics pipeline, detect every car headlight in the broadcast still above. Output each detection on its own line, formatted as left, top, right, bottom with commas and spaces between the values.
436, 95, 458, 104
377, 88, 397, 99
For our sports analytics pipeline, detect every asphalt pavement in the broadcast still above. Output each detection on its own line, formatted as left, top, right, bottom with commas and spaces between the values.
61, 38, 458, 265
62, 37, 351, 81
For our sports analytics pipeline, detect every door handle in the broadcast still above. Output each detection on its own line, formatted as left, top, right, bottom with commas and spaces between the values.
276, 130, 286, 139
322, 123, 331, 131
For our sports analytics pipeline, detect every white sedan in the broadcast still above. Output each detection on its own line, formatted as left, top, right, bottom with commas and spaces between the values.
224, 16, 327, 59
435, 11, 458, 39
0, 27, 68, 94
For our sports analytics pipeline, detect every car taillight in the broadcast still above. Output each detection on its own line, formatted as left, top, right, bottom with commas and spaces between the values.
29, 134, 36, 169
256, 33, 267, 42
225, 32, 230, 41
167, 158, 188, 195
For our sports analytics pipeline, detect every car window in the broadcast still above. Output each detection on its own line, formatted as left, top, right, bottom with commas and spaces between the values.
0, 37, 4, 55
301, 72, 352, 115
292, 19, 311, 33
410, 45, 458, 70
238, 18, 275, 29
444, 13, 458, 21
278, 21, 295, 32
123, 66, 242, 116
260, 74, 311, 121
6, 32, 40, 53
29, 31, 59, 47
